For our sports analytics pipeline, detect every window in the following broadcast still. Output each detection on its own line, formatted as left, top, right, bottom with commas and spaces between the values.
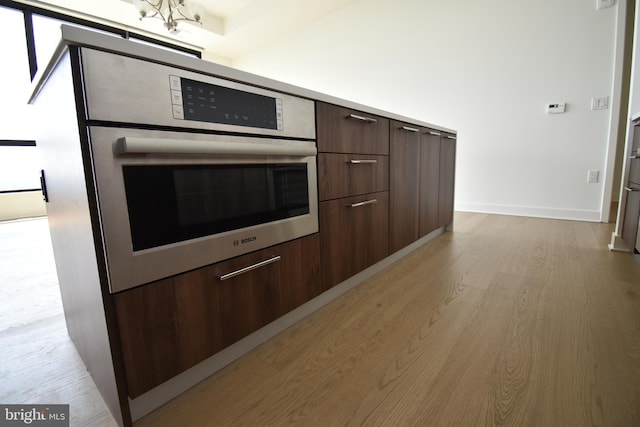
0, 3, 200, 195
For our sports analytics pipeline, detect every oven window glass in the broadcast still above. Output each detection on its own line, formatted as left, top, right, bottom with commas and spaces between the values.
122, 163, 309, 251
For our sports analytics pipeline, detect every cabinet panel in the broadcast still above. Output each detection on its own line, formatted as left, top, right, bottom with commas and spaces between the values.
114, 234, 320, 398
438, 134, 456, 228
629, 157, 640, 186
389, 122, 421, 253
316, 102, 389, 155
622, 186, 640, 251
419, 131, 441, 237
318, 153, 389, 201
276, 233, 324, 311
633, 124, 640, 151
320, 192, 389, 288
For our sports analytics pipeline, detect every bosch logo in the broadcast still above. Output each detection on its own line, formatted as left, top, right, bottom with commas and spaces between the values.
234, 236, 256, 246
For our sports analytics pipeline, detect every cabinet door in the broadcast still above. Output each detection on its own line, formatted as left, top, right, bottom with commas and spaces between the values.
633, 123, 640, 151
276, 233, 323, 312
320, 192, 389, 288
318, 153, 389, 201
419, 130, 441, 237
316, 102, 389, 155
438, 134, 456, 228
389, 122, 421, 253
629, 157, 640, 186
622, 187, 640, 251
114, 235, 320, 398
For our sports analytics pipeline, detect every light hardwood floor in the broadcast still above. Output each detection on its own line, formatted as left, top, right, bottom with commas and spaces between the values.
2, 213, 640, 426
135, 212, 640, 426
0, 218, 117, 427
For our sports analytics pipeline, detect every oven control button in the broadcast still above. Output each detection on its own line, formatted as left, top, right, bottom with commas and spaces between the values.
171, 90, 183, 105
277, 120, 283, 130
169, 75, 181, 90
172, 105, 184, 120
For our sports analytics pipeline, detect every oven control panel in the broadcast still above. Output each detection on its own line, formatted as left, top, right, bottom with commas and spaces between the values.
80, 48, 315, 139
169, 75, 283, 131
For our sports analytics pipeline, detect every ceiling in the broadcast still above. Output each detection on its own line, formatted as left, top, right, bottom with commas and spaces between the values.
15, 0, 359, 63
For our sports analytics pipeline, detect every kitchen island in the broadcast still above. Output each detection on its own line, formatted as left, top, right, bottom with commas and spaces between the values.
31, 25, 456, 426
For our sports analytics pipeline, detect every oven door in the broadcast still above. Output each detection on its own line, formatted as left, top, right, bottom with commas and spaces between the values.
89, 127, 318, 293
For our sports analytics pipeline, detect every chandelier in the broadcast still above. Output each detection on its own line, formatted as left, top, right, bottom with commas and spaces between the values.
132, 0, 204, 32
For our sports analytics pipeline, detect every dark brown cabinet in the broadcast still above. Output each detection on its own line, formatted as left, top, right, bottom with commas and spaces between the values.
318, 153, 388, 200
316, 102, 389, 155
114, 233, 321, 398
419, 130, 442, 237
390, 123, 456, 254
316, 102, 390, 288
389, 122, 421, 252
621, 185, 640, 252
319, 192, 389, 287
620, 119, 640, 252
438, 133, 457, 228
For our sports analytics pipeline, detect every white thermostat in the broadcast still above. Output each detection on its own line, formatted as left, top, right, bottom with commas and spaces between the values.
546, 103, 566, 114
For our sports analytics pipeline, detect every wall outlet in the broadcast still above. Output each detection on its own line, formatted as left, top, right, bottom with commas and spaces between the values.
588, 170, 599, 183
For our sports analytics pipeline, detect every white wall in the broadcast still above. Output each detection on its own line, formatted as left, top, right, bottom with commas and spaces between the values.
628, 0, 640, 115
232, 0, 620, 221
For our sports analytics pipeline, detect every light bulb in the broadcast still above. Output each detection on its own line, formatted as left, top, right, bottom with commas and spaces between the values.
133, 0, 154, 18
187, 1, 204, 22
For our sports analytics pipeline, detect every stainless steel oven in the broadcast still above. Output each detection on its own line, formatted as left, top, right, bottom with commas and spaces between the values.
80, 49, 318, 293
90, 127, 317, 293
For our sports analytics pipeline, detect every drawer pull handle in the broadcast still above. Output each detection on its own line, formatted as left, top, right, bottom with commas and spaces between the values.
630, 156, 638, 159
218, 255, 281, 281
348, 199, 378, 208
402, 126, 420, 133
624, 187, 640, 192
348, 113, 378, 123
428, 131, 442, 136
446, 135, 457, 140
349, 159, 378, 164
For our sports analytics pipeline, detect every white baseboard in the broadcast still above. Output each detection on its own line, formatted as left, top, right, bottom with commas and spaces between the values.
455, 202, 602, 223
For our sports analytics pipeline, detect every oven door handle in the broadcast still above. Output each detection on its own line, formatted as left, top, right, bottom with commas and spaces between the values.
217, 255, 282, 281
116, 137, 317, 157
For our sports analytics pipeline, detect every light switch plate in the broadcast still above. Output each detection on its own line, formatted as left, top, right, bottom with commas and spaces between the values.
591, 96, 608, 110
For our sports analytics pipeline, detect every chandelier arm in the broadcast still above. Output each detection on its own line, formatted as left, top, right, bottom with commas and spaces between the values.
173, 7, 201, 23
145, 0, 167, 22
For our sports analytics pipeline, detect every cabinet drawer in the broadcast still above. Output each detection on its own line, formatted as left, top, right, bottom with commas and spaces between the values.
319, 192, 389, 288
114, 234, 321, 398
316, 102, 389, 154
318, 153, 389, 201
